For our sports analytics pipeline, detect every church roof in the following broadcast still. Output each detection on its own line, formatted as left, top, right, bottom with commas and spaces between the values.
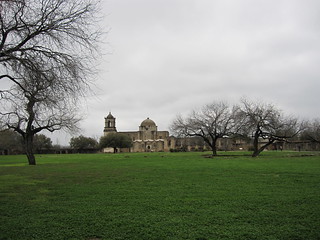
106, 112, 115, 119
140, 117, 156, 127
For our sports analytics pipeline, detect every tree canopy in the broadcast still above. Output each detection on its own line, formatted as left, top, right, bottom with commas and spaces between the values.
33, 134, 53, 153
238, 98, 303, 157
301, 119, 320, 143
70, 135, 98, 150
171, 98, 307, 157
171, 101, 240, 156
0, 130, 23, 154
0, 0, 103, 164
100, 133, 133, 153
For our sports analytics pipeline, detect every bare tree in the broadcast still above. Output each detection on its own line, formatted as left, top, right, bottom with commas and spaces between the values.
0, 0, 103, 164
301, 119, 320, 143
171, 101, 240, 156
239, 98, 302, 157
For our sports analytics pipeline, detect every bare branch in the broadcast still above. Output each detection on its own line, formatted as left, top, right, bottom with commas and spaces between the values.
0, 0, 103, 165
239, 98, 302, 157
171, 101, 239, 156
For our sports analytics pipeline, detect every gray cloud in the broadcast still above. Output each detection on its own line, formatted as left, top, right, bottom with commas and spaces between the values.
51, 0, 320, 145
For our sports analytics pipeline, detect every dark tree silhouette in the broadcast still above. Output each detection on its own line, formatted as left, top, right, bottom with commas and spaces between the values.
171, 101, 240, 156
70, 135, 98, 151
301, 119, 320, 143
100, 133, 133, 153
239, 98, 303, 157
0, 0, 103, 164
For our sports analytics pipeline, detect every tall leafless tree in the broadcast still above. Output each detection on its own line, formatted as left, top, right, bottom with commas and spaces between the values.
239, 98, 302, 157
0, 0, 103, 165
170, 101, 240, 156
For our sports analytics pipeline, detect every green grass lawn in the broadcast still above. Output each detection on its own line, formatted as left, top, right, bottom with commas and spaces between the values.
0, 151, 319, 240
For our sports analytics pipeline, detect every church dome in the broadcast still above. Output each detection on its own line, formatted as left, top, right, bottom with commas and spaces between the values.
140, 117, 156, 127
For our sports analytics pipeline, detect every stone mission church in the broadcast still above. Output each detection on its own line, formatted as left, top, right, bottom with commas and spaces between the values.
103, 112, 175, 152
104, 112, 320, 153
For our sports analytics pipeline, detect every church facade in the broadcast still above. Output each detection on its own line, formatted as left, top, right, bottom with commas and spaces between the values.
103, 112, 175, 152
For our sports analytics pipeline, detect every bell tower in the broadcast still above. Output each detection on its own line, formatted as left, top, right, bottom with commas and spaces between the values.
104, 112, 117, 135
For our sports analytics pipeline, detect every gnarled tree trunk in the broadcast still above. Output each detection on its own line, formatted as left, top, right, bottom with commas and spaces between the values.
210, 140, 218, 156
252, 130, 260, 157
252, 137, 274, 158
24, 134, 36, 165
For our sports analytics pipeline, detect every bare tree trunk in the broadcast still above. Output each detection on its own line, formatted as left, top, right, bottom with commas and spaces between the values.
211, 144, 217, 156
211, 138, 218, 156
252, 132, 260, 157
252, 148, 261, 157
25, 134, 36, 165
252, 139, 274, 157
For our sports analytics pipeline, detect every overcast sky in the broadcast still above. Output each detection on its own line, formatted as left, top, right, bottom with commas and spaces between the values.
53, 0, 320, 145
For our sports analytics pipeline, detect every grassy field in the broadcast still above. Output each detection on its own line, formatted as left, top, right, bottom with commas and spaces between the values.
0, 151, 319, 240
